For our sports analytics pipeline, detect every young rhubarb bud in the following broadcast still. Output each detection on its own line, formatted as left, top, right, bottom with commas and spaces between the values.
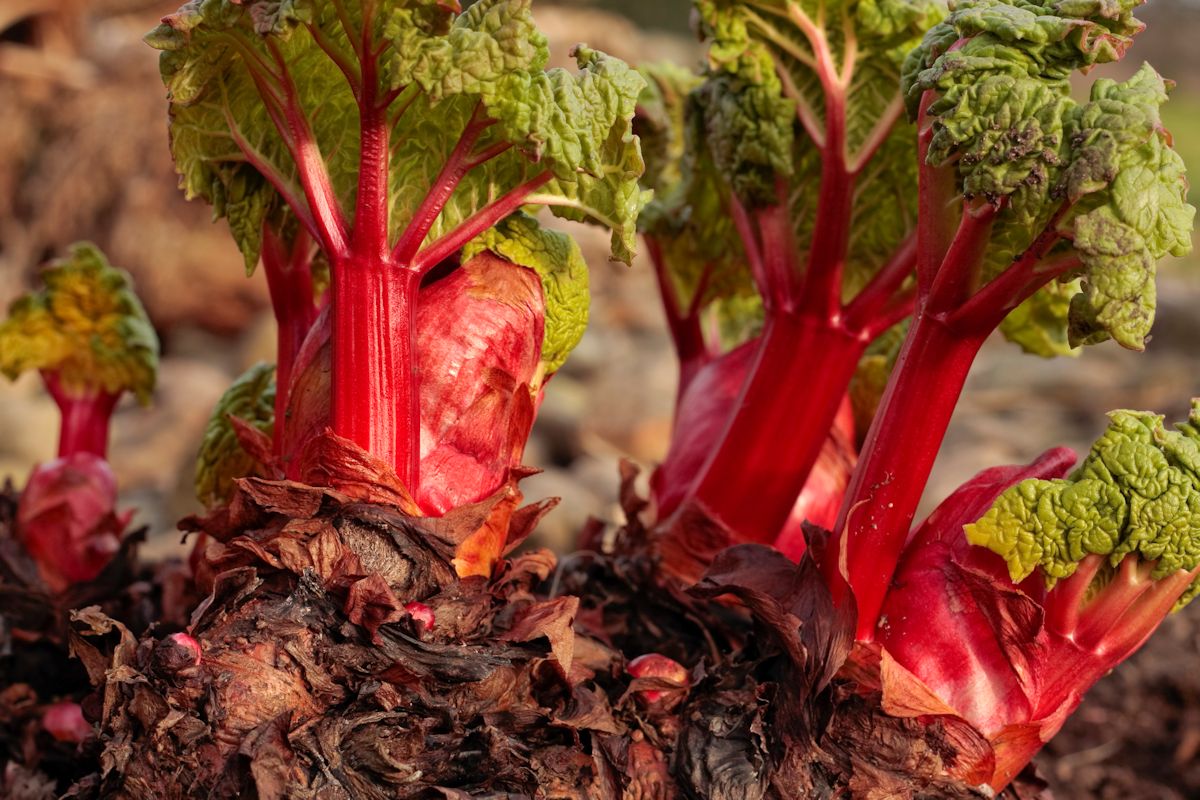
626, 653, 690, 706
17, 454, 130, 592
155, 632, 204, 672
41, 701, 91, 744
403, 602, 435, 634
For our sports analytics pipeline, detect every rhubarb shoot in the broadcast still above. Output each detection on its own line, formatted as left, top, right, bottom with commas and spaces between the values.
149, 0, 646, 505
833, 0, 1195, 637
0, 243, 158, 460
878, 407, 1200, 789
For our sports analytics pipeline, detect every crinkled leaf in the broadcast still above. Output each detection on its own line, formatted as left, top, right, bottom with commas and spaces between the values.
387, 39, 647, 264
635, 62, 755, 325
1065, 208, 1155, 349
1059, 66, 1194, 348
905, 0, 1146, 115
500, 46, 650, 262
691, 70, 795, 206
966, 410, 1200, 592
0, 244, 158, 402
149, 0, 646, 269
195, 362, 277, 507
462, 212, 587, 374
905, 3, 1192, 355
385, 0, 546, 101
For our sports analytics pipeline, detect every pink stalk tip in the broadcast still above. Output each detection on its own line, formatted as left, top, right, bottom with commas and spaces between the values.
154, 632, 203, 672
404, 602, 435, 633
626, 653, 689, 704
42, 701, 91, 744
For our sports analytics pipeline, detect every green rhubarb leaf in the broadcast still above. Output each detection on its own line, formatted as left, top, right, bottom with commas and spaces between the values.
1065, 207, 1155, 349
905, 2, 1192, 356
686, 0, 937, 307
385, 0, 546, 101
492, 45, 650, 263
691, 69, 795, 207
1059, 65, 1195, 349
461, 213, 588, 375
636, 62, 756, 326
195, 361, 276, 507
149, 0, 647, 271
905, 0, 1145, 110
967, 410, 1200, 589
148, 0, 360, 273
0, 244, 158, 403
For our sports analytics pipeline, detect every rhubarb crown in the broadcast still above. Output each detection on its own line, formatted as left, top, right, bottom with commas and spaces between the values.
0, 244, 158, 403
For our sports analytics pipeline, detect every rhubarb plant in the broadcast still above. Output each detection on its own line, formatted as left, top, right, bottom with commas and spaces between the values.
639, 0, 943, 556
831, 0, 1194, 637
0, 244, 158, 591
641, 0, 1194, 789
149, 0, 645, 534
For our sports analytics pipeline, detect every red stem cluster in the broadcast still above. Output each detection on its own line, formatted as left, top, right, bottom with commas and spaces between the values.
657, 16, 915, 547
829, 90, 1082, 639
226, 14, 552, 494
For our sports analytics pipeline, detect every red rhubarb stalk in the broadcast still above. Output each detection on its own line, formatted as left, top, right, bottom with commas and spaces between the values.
683, 315, 866, 543
44, 374, 119, 460
261, 224, 318, 451
330, 18, 422, 487
832, 312, 986, 638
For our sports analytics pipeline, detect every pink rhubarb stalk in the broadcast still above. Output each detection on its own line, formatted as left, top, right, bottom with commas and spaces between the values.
44, 373, 119, 460
260, 224, 319, 451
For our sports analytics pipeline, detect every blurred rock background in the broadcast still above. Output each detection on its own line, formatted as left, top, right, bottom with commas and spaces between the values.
0, 2, 1198, 793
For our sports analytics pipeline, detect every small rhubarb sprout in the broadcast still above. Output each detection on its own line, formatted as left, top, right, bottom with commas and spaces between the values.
626, 653, 689, 705
42, 701, 91, 744
1, 245, 158, 589
154, 632, 203, 673
404, 602, 435, 634
0, 243, 158, 460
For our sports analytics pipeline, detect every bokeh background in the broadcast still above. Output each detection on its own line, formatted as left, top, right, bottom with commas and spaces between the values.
0, 1, 1198, 796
